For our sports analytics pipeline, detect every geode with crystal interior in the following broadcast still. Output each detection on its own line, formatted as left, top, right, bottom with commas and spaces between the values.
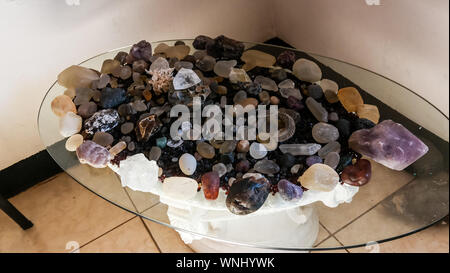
348, 120, 428, 171
226, 176, 271, 215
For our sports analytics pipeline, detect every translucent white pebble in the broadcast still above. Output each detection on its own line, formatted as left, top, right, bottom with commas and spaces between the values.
249, 142, 268, 159
179, 153, 197, 175
59, 112, 82, 137
65, 134, 83, 151
163, 177, 199, 200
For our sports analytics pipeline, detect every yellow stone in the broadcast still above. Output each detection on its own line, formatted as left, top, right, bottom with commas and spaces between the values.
164, 45, 190, 60
57, 65, 99, 90
356, 104, 380, 124
154, 43, 170, 54
298, 163, 339, 192
337, 87, 364, 112
51, 95, 77, 117
241, 50, 276, 71
101, 59, 121, 74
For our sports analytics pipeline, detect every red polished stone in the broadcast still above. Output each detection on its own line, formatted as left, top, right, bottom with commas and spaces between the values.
201, 171, 220, 200
341, 159, 372, 186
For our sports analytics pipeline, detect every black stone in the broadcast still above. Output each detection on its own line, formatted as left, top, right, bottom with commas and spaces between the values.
206, 35, 245, 59
278, 153, 297, 169
353, 118, 376, 131
307, 84, 323, 100
192, 35, 214, 50
336, 119, 351, 138
226, 177, 271, 215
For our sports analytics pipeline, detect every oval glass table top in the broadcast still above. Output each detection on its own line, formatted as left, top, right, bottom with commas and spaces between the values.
38, 39, 449, 251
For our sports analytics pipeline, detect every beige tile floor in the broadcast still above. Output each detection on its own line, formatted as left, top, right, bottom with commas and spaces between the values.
0, 171, 448, 253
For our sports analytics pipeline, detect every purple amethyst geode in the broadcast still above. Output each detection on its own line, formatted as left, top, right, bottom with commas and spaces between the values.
348, 120, 428, 171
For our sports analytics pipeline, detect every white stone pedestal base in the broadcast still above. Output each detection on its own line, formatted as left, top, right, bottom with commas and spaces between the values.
182, 205, 319, 253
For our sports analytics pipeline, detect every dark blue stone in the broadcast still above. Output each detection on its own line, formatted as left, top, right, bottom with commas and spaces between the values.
100, 87, 127, 108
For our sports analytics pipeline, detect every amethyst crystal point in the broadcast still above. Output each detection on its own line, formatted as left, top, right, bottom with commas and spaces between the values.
277, 179, 303, 201
348, 120, 428, 171
226, 176, 271, 215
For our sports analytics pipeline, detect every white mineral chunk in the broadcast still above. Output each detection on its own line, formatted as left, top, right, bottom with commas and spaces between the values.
163, 177, 199, 200
173, 68, 202, 90
118, 153, 159, 192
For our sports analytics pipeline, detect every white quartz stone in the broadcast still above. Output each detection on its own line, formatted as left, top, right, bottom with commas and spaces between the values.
59, 112, 82, 137
173, 68, 202, 90
163, 177, 199, 200
118, 153, 159, 192
292, 58, 322, 83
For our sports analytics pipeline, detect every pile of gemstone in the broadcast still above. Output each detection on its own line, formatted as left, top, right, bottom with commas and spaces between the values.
51, 35, 428, 216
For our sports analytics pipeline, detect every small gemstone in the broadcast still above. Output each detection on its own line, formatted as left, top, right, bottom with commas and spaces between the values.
277, 179, 303, 201
201, 172, 220, 200
341, 159, 372, 186
306, 155, 323, 166
298, 163, 339, 192
337, 87, 364, 112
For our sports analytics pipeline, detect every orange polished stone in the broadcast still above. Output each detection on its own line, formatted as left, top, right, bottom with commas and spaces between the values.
51, 95, 77, 117
337, 87, 364, 112
356, 104, 380, 124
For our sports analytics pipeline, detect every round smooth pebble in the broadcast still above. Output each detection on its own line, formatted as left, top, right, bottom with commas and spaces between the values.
92, 132, 114, 147
312, 122, 339, 143
148, 146, 162, 161
162, 177, 198, 200
298, 163, 339, 192
324, 152, 340, 169
278, 79, 295, 89
249, 142, 267, 159
197, 142, 215, 159
78, 101, 97, 118
212, 163, 227, 177
51, 95, 77, 117
292, 58, 322, 83
121, 122, 134, 135
307, 84, 323, 99
59, 112, 82, 137
179, 153, 197, 175
65, 134, 83, 151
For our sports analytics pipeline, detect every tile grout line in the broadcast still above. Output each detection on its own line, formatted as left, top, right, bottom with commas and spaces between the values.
73, 216, 138, 252
327, 175, 419, 241
314, 222, 332, 247
139, 216, 162, 253
122, 188, 163, 253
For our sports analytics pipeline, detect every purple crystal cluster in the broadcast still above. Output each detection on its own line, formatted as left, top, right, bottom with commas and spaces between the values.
349, 120, 428, 171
